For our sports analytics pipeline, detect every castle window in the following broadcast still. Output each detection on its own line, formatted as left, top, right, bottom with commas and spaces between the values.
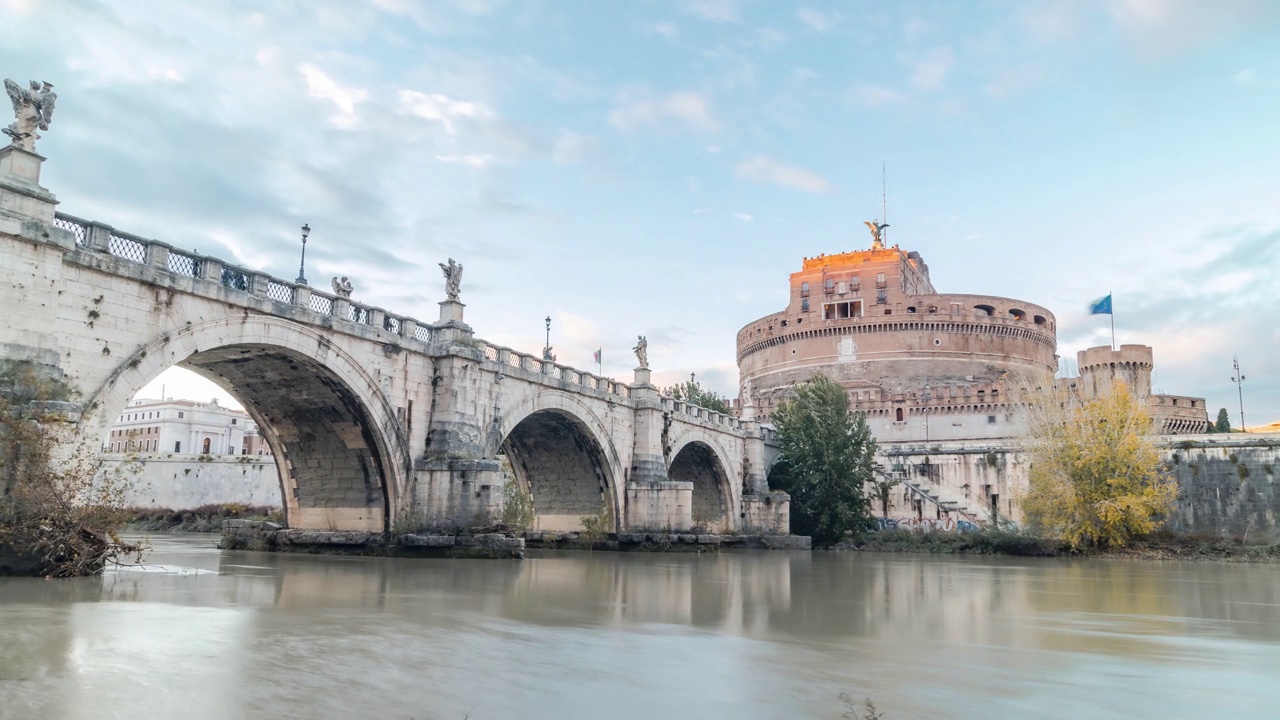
927, 306, 937, 314
907, 306, 917, 313
875, 273, 887, 288
1009, 309, 1026, 320
987, 415, 997, 424
876, 290, 887, 304
174, 441, 181, 452
800, 281, 810, 297
850, 276, 860, 290
1033, 315, 1047, 325
973, 304, 994, 316
801, 298, 810, 312
824, 278, 835, 293
895, 407, 904, 422
178, 411, 184, 418
780, 320, 788, 327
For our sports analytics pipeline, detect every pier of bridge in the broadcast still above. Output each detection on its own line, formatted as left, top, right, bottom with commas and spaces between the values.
0, 141, 789, 536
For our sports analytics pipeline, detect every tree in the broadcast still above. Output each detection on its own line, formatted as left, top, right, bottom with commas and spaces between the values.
664, 373, 730, 414
1020, 380, 1177, 550
771, 374, 877, 546
1215, 408, 1232, 433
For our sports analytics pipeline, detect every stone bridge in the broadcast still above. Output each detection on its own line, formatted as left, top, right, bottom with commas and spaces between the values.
0, 144, 787, 535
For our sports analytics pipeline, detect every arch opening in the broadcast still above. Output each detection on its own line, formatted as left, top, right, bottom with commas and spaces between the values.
668, 441, 731, 533
501, 409, 614, 532
94, 342, 397, 532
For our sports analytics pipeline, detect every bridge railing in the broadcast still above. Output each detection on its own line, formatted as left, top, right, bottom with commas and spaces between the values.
659, 395, 743, 430
54, 211, 432, 345
474, 340, 631, 399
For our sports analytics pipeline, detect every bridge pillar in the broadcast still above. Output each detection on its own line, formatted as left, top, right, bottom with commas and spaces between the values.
626, 366, 693, 531
410, 299, 504, 529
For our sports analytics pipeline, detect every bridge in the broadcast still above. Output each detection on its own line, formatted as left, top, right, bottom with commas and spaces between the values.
0, 143, 789, 536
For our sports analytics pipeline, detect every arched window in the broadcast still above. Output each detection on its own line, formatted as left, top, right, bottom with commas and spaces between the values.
895, 407, 904, 422
973, 304, 995, 316
202, 437, 212, 454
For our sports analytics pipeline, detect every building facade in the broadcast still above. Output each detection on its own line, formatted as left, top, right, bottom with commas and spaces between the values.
101, 397, 272, 457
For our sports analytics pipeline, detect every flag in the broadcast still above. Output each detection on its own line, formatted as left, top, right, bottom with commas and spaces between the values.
1088, 294, 1112, 315
593, 348, 601, 364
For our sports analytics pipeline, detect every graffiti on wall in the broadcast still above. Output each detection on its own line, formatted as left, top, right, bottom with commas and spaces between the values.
875, 517, 980, 533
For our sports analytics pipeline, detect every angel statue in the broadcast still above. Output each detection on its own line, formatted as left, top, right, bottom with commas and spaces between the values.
4, 79, 56, 152
438, 258, 462, 300
633, 335, 648, 369
863, 219, 889, 250
331, 276, 353, 298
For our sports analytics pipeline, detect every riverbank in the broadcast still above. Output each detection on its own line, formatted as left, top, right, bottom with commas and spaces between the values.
126, 504, 283, 533
841, 529, 1280, 562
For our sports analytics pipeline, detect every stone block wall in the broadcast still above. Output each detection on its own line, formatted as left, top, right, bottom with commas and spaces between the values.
741, 492, 790, 534
626, 480, 693, 531
101, 454, 282, 509
1164, 435, 1280, 537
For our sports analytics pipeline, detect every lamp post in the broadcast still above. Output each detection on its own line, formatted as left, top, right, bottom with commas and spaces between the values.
1231, 356, 1246, 432
542, 316, 553, 361
295, 223, 311, 285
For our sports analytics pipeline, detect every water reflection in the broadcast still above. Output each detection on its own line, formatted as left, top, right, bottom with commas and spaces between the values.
1, 536, 1278, 720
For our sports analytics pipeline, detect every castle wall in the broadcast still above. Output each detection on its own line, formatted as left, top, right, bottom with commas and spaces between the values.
101, 453, 283, 509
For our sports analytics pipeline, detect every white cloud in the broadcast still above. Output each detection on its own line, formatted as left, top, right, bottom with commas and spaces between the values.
1106, 0, 1279, 55
298, 64, 368, 129
797, 8, 840, 32
436, 153, 496, 168
609, 91, 718, 133
852, 83, 906, 108
397, 90, 494, 134
551, 130, 600, 164
735, 156, 832, 193
735, 213, 754, 222
911, 47, 953, 90
683, 0, 739, 23
1232, 68, 1261, 86
647, 22, 680, 41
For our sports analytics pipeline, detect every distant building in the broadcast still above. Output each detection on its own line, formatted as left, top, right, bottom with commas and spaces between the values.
101, 397, 273, 456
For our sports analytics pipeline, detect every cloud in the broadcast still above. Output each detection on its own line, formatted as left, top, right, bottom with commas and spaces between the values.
298, 64, 368, 128
910, 47, 953, 90
735, 156, 832, 193
1232, 68, 1264, 87
1106, 0, 1280, 55
436, 153, 496, 167
608, 90, 718, 132
551, 130, 601, 164
646, 21, 680, 41
682, 0, 739, 23
797, 8, 840, 32
397, 90, 494, 134
735, 213, 754, 222
852, 83, 907, 108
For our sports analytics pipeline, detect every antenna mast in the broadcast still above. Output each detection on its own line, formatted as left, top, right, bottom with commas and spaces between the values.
881, 162, 887, 245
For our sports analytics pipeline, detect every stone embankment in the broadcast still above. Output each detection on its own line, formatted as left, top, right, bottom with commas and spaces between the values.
221, 520, 811, 558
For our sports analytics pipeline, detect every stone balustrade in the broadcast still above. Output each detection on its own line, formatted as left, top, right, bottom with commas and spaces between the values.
53, 212, 432, 345
472, 339, 632, 399
658, 395, 743, 431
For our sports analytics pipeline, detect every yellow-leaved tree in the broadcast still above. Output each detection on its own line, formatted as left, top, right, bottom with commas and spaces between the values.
1020, 380, 1177, 550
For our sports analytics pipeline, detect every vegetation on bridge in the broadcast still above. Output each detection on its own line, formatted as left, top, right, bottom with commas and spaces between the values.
1020, 380, 1178, 550
770, 374, 877, 546
0, 361, 143, 576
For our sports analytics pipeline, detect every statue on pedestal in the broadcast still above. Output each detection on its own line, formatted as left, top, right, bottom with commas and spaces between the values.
863, 219, 889, 250
4, 79, 56, 152
439, 258, 463, 300
633, 335, 648, 369
331, 276, 353, 298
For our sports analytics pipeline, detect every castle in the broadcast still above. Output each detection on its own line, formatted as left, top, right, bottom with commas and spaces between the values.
736, 232, 1210, 522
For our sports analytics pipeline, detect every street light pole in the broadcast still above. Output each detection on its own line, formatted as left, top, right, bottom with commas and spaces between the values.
295, 223, 311, 285
542, 316, 553, 361
1231, 356, 1246, 432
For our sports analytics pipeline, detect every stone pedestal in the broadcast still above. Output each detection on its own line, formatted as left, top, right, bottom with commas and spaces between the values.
0, 145, 56, 223
626, 480, 693, 532
432, 299, 474, 344
633, 366, 652, 387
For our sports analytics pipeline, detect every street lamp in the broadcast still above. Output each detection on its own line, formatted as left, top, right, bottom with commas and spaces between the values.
295, 223, 311, 285
542, 316, 554, 361
1231, 356, 1246, 432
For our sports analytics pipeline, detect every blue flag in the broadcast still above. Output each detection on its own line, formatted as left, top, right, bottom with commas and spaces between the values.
1089, 294, 1112, 315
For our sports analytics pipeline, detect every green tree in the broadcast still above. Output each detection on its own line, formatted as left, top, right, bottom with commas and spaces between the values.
1215, 408, 1232, 433
664, 373, 730, 414
1020, 380, 1177, 550
771, 374, 877, 546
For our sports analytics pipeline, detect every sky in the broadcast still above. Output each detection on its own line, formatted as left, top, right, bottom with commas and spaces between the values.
3, 0, 1277, 425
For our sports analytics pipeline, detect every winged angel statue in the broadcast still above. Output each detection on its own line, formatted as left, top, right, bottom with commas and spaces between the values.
4, 79, 57, 152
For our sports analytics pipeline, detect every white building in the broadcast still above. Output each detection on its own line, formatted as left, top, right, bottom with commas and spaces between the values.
101, 397, 270, 456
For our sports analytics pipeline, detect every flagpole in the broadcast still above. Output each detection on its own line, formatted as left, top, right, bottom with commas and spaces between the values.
1110, 290, 1115, 350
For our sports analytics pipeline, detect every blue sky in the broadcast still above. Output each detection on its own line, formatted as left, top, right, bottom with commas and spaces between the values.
3, 0, 1278, 425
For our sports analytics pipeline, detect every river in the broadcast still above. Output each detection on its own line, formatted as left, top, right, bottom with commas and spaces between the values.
1, 534, 1277, 719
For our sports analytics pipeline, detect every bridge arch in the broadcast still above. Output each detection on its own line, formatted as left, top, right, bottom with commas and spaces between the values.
666, 429, 737, 533
493, 392, 624, 532
78, 316, 409, 532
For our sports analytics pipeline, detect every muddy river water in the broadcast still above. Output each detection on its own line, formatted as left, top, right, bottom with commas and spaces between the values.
1, 534, 1277, 719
